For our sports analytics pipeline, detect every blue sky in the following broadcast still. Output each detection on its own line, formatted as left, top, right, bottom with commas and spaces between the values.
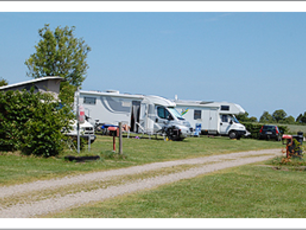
1, 5, 306, 120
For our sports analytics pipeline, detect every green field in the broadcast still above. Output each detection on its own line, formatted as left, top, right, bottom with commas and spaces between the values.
46, 163, 306, 218
0, 135, 282, 186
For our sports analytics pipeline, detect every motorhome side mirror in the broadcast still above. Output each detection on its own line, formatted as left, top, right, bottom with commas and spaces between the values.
230, 120, 233, 125
156, 118, 158, 122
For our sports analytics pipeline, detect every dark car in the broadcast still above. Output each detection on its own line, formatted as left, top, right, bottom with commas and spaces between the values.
259, 125, 281, 141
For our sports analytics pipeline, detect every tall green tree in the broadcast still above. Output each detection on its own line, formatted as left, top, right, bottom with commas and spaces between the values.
236, 111, 258, 122
0, 77, 8, 86
272, 109, 287, 123
296, 113, 303, 123
283, 115, 295, 124
259, 111, 274, 123
25, 24, 91, 104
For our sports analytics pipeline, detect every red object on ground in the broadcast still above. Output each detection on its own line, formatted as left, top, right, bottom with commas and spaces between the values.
108, 127, 118, 151
282, 134, 292, 139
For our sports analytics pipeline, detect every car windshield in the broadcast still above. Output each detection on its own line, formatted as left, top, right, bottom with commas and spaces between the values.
263, 126, 275, 131
168, 107, 185, 120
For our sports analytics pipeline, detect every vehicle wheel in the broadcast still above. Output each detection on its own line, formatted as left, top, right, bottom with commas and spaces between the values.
229, 131, 237, 139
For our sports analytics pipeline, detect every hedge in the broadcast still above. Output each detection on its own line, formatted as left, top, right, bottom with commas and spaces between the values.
0, 89, 74, 157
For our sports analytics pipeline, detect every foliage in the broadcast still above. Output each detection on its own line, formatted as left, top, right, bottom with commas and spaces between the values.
272, 109, 287, 123
25, 24, 91, 104
283, 115, 295, 124
259, 111, 274, 123
0, 89, 74, 157
296, 112, 306, 124
0, 77, 8, 86
236, 111, 258, 122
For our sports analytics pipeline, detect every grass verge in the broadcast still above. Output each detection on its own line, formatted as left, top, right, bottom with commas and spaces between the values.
46, 162, 306, 218
0, 135, 281, 186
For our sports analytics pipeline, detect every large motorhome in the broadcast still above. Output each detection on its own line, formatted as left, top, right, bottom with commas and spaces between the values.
174, 99, 248, 139
78, 90, 193, 140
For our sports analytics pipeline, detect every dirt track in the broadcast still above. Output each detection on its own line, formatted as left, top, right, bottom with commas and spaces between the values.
0, 148, 281, 218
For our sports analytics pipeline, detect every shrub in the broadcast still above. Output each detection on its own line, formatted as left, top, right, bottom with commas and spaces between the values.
0, 89, 74, 157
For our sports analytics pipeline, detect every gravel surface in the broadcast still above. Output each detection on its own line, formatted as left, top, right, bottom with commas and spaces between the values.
0, 148, 281, 218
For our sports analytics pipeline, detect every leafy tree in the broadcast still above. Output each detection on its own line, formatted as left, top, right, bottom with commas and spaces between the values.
249, 116, 258, 122
301, 112, 306, 123
259, 111, 274, 123
0, 77, 8, 86
283, 115, 295, 124
236, 111, 258, 122
272, 109, 287, 123
25, 24, 91, 104
236, 112, 250, 122
296, 113, 303, 123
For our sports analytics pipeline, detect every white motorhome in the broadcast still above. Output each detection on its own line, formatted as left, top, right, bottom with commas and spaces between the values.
174, 99, 248, 139
78, 90, 193, 140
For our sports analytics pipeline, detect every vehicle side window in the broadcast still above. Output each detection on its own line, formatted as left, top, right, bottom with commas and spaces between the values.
194, 110, 201, 120
157, 106, 173, 120
221, 115, 228, 122
84, 97, 96, 105
157, 107, 166, 119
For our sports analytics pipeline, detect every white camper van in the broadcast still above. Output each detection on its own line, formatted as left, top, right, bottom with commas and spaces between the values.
78, 90, 193, 140
175, 100, 248, 139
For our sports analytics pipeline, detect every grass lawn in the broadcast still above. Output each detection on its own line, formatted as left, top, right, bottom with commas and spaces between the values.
0, 135, 282, 186
47, 163, 306, 218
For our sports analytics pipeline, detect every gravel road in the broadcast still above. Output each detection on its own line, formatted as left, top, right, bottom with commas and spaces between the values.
0, 148, 281, 218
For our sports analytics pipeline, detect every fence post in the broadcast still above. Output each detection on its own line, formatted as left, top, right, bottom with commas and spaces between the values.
119, 122, 123, 155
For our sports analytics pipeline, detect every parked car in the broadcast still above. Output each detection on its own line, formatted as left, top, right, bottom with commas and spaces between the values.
259, 125, 281, 141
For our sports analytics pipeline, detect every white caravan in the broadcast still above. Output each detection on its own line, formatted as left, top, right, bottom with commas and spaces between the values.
174, 99, 248, 139
78, 90, 193, 140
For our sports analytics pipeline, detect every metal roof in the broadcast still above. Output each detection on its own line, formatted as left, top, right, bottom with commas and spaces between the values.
0, 76, 65, 91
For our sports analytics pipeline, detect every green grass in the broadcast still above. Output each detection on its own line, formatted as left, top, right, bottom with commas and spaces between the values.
284, 124, 306, 135
47, 163, 306, 218
0, 135, 282, 186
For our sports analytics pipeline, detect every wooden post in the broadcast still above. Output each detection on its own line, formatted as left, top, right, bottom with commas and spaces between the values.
119, 122, 123, 155
112, 133, 116, 152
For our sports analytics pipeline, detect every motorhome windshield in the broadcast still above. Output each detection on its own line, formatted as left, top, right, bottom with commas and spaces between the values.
168, 107, 185, 120
232, 115, 240, 123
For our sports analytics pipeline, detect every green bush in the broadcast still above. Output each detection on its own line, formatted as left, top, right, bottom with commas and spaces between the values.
0, 89, 74, 157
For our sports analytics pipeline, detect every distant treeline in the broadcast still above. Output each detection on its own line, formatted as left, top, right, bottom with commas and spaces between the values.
236, 109, 306, 125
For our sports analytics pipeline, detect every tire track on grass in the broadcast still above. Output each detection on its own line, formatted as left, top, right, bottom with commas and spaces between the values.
0, 153, 280, 218
0, 149, 280, 199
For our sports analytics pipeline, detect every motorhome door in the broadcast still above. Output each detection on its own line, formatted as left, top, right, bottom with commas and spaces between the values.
130, 101, 141, 132
219, 114, 231, 135
208, 109, 218, 134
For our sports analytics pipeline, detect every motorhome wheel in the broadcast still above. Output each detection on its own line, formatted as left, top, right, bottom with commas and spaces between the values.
229, 131, 238, 140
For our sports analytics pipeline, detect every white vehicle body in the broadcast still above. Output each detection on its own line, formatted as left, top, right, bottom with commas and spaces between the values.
78, 90, 192, 140
68, 120, 96, 142
175, 100, 247, 139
